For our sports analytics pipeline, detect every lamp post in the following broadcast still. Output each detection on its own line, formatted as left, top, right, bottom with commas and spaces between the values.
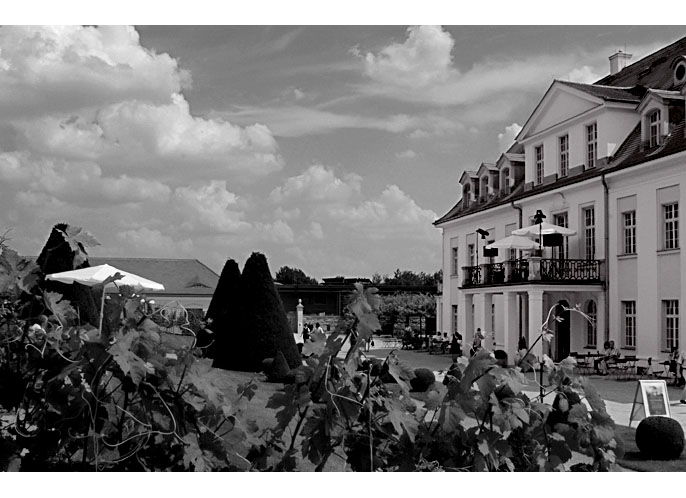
533, 210, 546, 256
476, 228, 489, 285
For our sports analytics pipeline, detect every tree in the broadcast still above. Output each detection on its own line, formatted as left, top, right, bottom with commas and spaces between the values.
382, 269, 441, 287
232, 253, 301, 371
378, 292, 436, 336
274, 266, 318, 285
204, 259, 241, 367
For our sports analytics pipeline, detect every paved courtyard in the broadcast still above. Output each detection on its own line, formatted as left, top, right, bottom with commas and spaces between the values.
365, 347, 686, 434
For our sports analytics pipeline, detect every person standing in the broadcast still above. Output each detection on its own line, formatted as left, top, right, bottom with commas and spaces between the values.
470, 328, 484, 357
302, 323, 311, 343
449, 331, 462, 362
314, 322, 324, 335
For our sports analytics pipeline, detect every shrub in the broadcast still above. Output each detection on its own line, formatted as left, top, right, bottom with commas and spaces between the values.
636, 416, 685, 460
234, 252, 301, 371
410, 367, 435, 392
204, 259, 241, 366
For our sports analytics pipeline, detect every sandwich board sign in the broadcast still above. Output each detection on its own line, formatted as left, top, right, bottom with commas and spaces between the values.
629, 379, 671, 426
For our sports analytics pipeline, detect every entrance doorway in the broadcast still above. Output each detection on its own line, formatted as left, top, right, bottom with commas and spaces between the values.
555, 300, 570, 361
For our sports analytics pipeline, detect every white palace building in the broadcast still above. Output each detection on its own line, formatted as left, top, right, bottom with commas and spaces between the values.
435, 36, 686, 365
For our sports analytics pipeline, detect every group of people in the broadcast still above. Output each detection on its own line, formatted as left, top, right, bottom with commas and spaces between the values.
294, 322, 324, 354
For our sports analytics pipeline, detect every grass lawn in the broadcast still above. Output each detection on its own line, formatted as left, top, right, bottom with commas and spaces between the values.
615, 424, 686, 471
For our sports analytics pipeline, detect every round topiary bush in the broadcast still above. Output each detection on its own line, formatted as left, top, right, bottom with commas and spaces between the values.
636, 416, 685, 460
410, 368, 435, 392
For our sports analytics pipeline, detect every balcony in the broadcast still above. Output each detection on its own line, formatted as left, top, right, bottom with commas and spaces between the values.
461, 258, 603, 288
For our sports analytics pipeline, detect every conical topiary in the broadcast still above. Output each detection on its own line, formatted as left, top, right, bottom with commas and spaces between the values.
232, 252, 300, 372
203, 259, 241, 367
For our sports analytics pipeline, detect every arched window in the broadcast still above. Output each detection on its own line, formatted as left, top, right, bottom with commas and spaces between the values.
649, 110, 661, 147
586, 300, 597, 348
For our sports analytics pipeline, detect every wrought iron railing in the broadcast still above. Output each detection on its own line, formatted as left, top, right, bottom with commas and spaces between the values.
462, 266, 481, 287
460, 258, 601, 288
484, 262, 505, 284
510, 259, 529, 283
540, 258, 600, 281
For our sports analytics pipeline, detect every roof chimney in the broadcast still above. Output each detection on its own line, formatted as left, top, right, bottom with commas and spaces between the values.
609, 50, 632, 75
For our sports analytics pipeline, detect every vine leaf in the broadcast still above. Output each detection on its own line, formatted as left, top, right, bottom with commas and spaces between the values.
383, 396, 419, 442
385, 352, 415, 392
44, 291, 77, 324
302, 330, 327, 357
58, 225, 100, 267
185, 359, 229, 408
183, 433, 210, 472
0, 247, 40, 294
109, 331, 147, 385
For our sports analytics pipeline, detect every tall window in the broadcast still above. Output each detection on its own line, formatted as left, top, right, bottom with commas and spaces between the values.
663, 202, 679, 250
451, 247, 459, 276
559, 135, 569, 177
501, 168, 510, 194
586, 300, 597, 348
535, 145, 544, 185
468, 244, 475, 267
622, 301, 636, 348
583, 206, 596, 260
553, 212, 569, 259
623, 211, 636, 254
662, 299, 679, 351
452, 305, 459, 334
649, 110, 661, 147
586, 123, 597, 169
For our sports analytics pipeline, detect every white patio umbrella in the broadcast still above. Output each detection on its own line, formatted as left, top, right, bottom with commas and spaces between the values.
486, 235, 539, 251
45, 264, 165, 333
512, 221, 577, 236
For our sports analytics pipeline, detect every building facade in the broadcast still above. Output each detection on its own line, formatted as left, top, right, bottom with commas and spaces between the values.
435, 37, 686, 364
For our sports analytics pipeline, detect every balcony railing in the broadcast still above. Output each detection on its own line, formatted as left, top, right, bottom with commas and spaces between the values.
461, 258, 603, 288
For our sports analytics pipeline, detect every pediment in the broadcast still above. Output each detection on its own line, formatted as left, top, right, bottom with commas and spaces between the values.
518, 81, 603, 141
458, 170, 478, 185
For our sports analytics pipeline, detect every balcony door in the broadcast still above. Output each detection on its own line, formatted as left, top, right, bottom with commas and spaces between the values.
552, 212, 568, 259
554, 300, 570, 361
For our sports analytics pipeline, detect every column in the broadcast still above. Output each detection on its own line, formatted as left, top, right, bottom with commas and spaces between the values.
459, 292, 473, 344
479, 293, 493, 347
528, 289, 545, 359
296, 299, 304, 334
596, 290, 607, 345
503, 291, 518, 359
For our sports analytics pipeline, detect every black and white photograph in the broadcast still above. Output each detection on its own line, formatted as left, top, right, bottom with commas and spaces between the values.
0, 5, 685, 481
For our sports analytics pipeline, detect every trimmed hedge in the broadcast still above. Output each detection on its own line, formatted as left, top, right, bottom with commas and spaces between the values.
204, 259, 241, 367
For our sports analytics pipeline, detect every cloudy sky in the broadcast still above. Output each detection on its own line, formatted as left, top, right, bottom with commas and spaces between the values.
1, 24, 684, 280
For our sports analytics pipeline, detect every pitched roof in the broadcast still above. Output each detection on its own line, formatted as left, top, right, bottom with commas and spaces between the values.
434, 35, 686, 227
595, 36, 686, 89
88, 257, 219, 296
557, 81, 645, 103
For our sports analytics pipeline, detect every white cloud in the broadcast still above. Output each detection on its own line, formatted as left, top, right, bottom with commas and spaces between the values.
173, 180, 250, 233
117, 227, 194, 257
308, 222, 324, 240
0, 151, 171, 206
356, 25, 455, 88
562, 65, 603, 84
396, 149, 417, 159
498, 123, 522, 153
0, 25, 189, 117
269, 164, 362, 204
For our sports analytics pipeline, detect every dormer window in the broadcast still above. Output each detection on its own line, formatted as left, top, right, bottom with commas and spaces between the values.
462, 184, 471, 209
501, 167, 510, 194
649, 110, 661, 147
535, 145, 544, 185
480, 176, 489, 201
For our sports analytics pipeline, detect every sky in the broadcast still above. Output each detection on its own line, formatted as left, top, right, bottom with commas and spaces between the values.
1, 22, 684, 280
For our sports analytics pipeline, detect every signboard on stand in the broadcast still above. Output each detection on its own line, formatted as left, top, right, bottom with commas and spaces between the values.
629, 379, 671, 426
